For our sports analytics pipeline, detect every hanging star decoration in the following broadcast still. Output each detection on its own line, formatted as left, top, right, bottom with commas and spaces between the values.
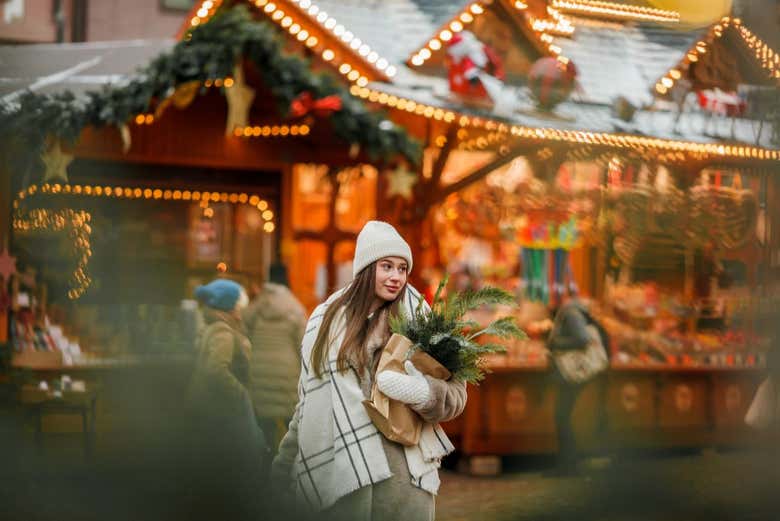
386, 165, 418, 200
119, 124, 132, 153
224, 64, 255, 136
41, 141, 73, 183
0, 248, 17, 283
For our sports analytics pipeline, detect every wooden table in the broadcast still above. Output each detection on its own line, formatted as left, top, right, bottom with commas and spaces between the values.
19, 385, 99, 459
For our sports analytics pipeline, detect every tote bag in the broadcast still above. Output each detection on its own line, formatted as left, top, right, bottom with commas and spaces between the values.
553, 324, 608, 384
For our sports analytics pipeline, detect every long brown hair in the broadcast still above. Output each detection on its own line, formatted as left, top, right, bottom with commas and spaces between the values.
310, 261, 405, 378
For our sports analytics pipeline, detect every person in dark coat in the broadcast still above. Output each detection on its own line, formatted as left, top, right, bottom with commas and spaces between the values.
186, 278, 269, 519
546, 298, 608, 475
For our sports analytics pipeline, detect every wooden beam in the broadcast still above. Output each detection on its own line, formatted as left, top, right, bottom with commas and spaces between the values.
429, 125, 459, 190
435, 144, 540, 203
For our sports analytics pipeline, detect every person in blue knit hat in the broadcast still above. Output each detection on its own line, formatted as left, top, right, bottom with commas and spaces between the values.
187, 278, 269, 514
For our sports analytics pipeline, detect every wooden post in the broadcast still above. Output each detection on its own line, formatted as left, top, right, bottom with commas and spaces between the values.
0, 162, 12, 344
0, 163, 11, 254
293, 167, 357, 293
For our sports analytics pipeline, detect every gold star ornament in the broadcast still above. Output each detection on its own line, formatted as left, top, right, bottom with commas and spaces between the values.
385, 165, 418, 200
41, 141, 73, 183
224, 64, 255, 136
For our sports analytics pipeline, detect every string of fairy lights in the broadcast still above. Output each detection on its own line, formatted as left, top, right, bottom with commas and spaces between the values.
348, 85, 780, 161
188, 0, 395, 87
127, 76, 314, 138
13, 183, 277, 298
232, 124, 310, 137
12, 205, 93, 300
655, 17, 780, 96
550, 0, 680, 23
408, 1, 572, 69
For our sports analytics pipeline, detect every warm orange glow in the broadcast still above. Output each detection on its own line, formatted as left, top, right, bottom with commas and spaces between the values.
550, 0, 679, 23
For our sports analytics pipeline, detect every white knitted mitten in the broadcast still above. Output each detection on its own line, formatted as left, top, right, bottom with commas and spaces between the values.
376, 360, 431, 405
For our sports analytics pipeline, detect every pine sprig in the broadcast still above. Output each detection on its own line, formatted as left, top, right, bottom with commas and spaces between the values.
391, 277, 526, 384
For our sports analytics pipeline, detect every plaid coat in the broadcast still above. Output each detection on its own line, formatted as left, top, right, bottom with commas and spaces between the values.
271, 284, 454, 512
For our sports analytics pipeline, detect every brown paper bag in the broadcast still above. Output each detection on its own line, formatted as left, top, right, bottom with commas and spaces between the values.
363, 333, 451, 446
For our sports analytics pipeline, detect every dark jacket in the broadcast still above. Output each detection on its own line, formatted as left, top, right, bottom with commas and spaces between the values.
241, 283, 307, 420
548, 301, 610, 357
188, 309, 254, 422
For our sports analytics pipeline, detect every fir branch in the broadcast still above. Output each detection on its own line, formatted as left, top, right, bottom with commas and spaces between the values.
444, 286, 515, 322
398, 278, 524, 384
467, 316, 526, 341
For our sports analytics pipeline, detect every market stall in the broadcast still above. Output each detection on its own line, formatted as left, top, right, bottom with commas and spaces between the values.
319, 0, 780, 461
0, 4, 419, 445
0, 5, 417, 369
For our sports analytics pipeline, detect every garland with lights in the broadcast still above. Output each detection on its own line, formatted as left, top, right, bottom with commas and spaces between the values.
12, 208, 93, 300
12, 181, 280, 299
0, 5, 419, 184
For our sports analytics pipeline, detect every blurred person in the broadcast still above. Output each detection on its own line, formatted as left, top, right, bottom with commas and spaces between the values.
546, 295, 609, 476
745, 342, 779, 434
271, 221, 466, 520
187, 278, 268, 519
242, 262, 307, 450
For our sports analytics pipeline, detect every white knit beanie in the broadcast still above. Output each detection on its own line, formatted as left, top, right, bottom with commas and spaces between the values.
352, 220, 413, 276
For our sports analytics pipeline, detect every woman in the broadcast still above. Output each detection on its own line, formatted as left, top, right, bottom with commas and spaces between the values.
271, 221, 467, 520
189, 278, 255, 427
187, 279, 268, 519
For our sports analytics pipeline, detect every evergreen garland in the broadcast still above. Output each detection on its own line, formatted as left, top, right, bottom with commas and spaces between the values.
390, 277, 526, 383
0, 5, 420, 183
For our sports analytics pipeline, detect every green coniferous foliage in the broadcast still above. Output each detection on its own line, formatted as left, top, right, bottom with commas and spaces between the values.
390, 276, 526, 383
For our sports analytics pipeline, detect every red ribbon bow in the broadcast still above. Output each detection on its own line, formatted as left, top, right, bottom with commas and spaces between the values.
289, 92, 343, 118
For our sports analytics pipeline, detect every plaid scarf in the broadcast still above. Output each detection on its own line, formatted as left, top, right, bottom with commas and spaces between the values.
293, 284, 454, 511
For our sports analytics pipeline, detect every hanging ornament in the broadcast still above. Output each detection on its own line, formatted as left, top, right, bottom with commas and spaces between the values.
655, 166, 671, 193
349, 143, 361, 159
224, 64, 255, 136
154, 80, 202, 120
697, 89, 746, 117
612, 96, 637, 122
0, 249, 17, 282
289, 91, 343, 118
171, 80, 201, 109
445, 30, 505, 107
41, 141, 73, 183
119, 124, 132, 153
527, 57, 578, 111
385, 165, 418, 200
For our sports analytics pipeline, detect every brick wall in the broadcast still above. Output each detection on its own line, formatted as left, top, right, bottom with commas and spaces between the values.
87, 0, 188, 41
0, 0, 71, 43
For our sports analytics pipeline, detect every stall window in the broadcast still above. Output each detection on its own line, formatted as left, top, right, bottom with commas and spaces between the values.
290, 163, 376, 311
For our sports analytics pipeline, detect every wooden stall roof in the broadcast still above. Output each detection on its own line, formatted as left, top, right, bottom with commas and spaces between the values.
221, 0, 780, 163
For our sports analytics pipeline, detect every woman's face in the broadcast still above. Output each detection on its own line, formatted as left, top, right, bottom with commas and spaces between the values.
374, 256, 408, 303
